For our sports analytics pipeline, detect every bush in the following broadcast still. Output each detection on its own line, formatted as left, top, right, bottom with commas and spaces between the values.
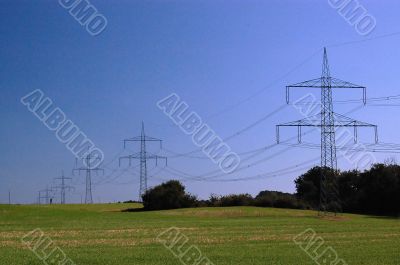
209, 194, 253, 207
254, 190, 305, 209
142, 180, 197, 210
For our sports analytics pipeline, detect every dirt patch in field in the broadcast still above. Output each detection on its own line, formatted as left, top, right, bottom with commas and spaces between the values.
0, 231, 28, 239
0, 240, 22, 248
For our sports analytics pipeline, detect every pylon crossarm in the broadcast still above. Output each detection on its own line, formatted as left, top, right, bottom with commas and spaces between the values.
145, 154, 167, 166
276, 114, 322, 144
124, 136, 162, 148
333, 112, 376, 126
287, 77, 365, 89
123, 137, 140, 148
330, 78, 365, 88
144, 136, 163, 149
331, 78, 367, 105
146, 154, 165, 159
91, 168, 104, 174
277, 114, 321, 126
119, 153, 141, 166
73, 167, 86, 175
277, 112, 376, 127
287, 78, 322, 88
333, 112, 378, 143
286, 78, 321, 103
144, 136, 162, 141
286, 77, 366, 104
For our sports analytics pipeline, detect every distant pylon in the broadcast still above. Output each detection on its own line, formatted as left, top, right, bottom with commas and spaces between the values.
39, 186, 55, 204
37, 191, 41, 205
73, 154, 104, 204
54, 170, 74, 204
120, 122, 167, 201
277, 48, 378, 213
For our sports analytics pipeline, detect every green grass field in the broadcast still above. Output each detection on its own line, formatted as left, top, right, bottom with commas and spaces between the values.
0, 204, 399, 265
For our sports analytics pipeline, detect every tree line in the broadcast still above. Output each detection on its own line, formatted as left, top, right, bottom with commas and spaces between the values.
141, 163, 400, 216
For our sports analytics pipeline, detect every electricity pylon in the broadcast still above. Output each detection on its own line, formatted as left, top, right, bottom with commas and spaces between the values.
39, 186, 55, 204
54, 170, 74, 204
73, 154, 104, 204
276, 48, 378, 213
120, 122, 167, 201
37, 191, 41, 204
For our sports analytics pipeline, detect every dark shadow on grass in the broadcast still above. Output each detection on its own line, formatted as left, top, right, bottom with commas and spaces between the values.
364, 215, 400, 220
121, 207, 146, 212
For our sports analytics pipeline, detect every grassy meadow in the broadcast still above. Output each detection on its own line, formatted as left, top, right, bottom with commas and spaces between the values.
0, 204, 399, 265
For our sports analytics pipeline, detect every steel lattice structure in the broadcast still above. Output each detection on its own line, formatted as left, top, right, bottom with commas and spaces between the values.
38, 186, 55, 205
120, 122, 167, 201
73, 154, 104, 204
54, 170, 74, 204
276, 48, 378, 213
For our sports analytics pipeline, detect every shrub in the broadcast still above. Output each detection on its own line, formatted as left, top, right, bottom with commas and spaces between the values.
255, 190, 304, 209
142, 180, 197, 210
209, 194, 253, 207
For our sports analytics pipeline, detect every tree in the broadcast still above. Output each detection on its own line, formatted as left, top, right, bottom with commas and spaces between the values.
336, 169, 360, 212
294, 167, 321, 208
142, 180, 197, 210
295, 164, 400, 216
356, 164, 400, 215
294, 166, 338, 211
255, 190, 304, 209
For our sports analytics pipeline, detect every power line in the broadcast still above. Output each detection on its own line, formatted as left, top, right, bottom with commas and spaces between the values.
162, 156, 320, 183
162, 104, 364, 182
165, 104, 288, 158
200, 29, 400, 121
205, 48, 324, 120
94, 165, 139, 186
161, 90, 396, 161
326, 30, 400, 49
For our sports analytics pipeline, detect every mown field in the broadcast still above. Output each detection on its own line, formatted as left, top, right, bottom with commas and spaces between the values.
0, 204, 399, 265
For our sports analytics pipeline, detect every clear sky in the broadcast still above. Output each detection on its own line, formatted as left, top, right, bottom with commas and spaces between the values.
1, 0, 400, 204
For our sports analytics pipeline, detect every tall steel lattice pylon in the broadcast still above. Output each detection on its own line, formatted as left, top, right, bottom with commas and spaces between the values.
54, 170, 74, 204
276, 48, 378, 213
140, 124, 148, 197
120, 122, 167, 201
320, 48, 337, 172
73, 154, 104, 204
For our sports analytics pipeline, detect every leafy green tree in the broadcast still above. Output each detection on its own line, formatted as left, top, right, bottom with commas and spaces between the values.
142, 180, 197, 210
255, 190, 305, 209
294, 167, 322, 208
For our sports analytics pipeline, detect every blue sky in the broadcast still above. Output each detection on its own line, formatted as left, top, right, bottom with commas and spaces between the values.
1, 0, 400, 203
